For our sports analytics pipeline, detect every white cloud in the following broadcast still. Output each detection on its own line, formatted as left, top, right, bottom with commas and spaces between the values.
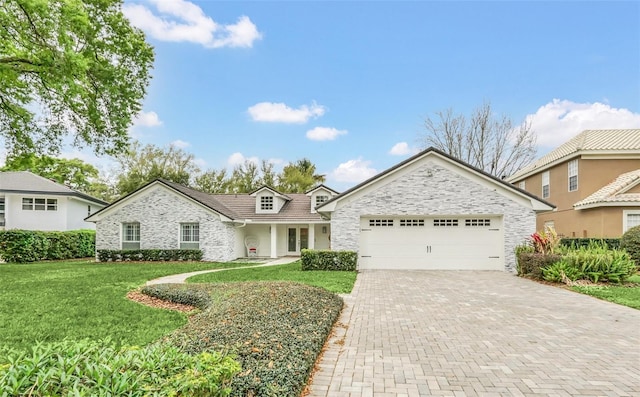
170, 139, 190, 148
123, 0, 262, 49
227, 152, 259, 167
248, 102, 326, 124
306, 126, 347, 141
525, 99, 640, 148
133, 111, 162, 127
389, 142, 419, 156
330, 158, 377, 183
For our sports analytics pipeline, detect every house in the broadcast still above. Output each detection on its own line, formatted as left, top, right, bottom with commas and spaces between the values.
506, 129, 640, 238
0, 171, 108, 231
88, 148, 554, 272
86, 180, 338, 261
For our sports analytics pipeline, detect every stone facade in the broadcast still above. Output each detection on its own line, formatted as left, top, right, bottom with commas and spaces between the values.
95, 186, 236, 261
330, 161, 536, 272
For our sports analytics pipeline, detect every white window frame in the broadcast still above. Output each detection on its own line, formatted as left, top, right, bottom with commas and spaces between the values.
122, 223, 140, 250
180, 223, 200, 249
315, 195, 329, 207
568, 160, 578, 192
260, 196, 274, 210
518, 181, 525, 190
22, 198, 33, 210
623, 210, 640, 233
542, 171, 550, 199
46, 199, 57, 211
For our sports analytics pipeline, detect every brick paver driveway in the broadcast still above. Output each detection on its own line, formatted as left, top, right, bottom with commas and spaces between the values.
308, 271, 640, 397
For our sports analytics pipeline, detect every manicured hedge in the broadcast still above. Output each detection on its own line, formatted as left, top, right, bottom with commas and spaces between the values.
560, 238, 621, 249
0, 229, 95, 263
150, 281, 344, 397
300, 249, 357, 271
97, 249, 203, 262
0, 339, 239, 397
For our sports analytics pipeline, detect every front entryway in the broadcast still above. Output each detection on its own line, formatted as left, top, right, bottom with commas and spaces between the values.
287, 227, 308, 255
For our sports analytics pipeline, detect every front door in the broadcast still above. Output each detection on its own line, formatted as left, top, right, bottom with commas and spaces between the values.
287, 227, 309, 254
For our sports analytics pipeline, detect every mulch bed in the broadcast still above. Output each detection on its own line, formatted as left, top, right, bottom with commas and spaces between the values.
126, 290, 197, 313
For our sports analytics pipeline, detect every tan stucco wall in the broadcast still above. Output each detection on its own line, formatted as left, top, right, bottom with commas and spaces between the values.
515, 157, 640, 237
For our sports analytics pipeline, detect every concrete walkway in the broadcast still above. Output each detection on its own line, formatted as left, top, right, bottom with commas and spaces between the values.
308, 270, 640, 397
146, 256, 300, 285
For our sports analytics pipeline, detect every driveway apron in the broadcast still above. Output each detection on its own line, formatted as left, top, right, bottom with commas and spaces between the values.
308, 271, 640, 397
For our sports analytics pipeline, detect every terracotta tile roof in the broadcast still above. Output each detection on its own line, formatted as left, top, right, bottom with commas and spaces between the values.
0, 171, 108, 205
574, 169, 640, 209
508, 129, 640, 181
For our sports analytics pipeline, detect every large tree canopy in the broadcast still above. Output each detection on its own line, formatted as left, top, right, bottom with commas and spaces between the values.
0, 0, 154, 155
420, 102, 537, 178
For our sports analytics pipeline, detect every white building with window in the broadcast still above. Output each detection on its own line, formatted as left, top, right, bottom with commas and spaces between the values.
0, 171, 108, 231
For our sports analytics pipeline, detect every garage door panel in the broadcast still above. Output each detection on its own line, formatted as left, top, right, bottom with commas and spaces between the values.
359, 216, 503, 270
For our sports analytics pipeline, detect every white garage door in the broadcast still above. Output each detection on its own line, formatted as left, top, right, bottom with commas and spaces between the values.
358, 216, 503, 270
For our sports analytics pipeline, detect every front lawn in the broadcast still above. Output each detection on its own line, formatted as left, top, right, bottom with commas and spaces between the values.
0, 260, 249, 351
571, 274, 640, 310
187, 261, 358, 293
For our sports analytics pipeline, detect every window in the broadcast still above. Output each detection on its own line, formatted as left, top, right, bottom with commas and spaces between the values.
88, 205, 92, 217
400, 219, 425, 227
433, 219, 459, 227
22, 198, 33, 210
369, 219, 394, 227
542, 171, 550, 198
315, 195, 329, 207
0, 198, 4, 226
623, 211, 640, 233
568, 160, 578, 192
518, 181, 525, 190
122, 223, 140, 250
46, 199, 57, 211
465, 219, 491, 227
180, 223, 200, 249
260, 196, 274, 210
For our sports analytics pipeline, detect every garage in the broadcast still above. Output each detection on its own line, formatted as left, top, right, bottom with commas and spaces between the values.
358, 216, 503, 270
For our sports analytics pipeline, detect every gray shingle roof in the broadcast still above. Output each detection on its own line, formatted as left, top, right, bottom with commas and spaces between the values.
508, 129, 640, 181
0, 171, 108, 205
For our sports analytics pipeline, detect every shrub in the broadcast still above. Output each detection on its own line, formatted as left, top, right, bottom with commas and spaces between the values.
563, 245, 636, 284
620, 225, 640, 268
560, 238, 621, 250
516, 252, 563, 279
162, 282, 343, 397
301, 249, 357, 271
142, 284, 212, 308
0, 339, 240, 397
0, 229, 95, 263
542, 259, 583, 283
529, 226, 560, 255
97, 249, 203, 262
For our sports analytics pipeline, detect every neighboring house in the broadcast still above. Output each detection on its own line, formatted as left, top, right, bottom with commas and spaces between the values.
88, 147, 554, 272
507, 129, 640, 238
0, 171, 108, 231
86, 181, 339, 261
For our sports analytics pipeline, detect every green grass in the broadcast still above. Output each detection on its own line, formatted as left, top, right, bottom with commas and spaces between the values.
187, 261, 358, 293
571, 274, 640, 310
0, 260, 252, 351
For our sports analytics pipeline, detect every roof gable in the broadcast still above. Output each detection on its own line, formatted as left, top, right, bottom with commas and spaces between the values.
305, 184, 340, 196
317, 147, 554, 213
508, 129, 640, 181
249, 185, 291, 200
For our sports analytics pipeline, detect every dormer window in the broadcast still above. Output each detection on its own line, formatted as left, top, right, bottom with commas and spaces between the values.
261, 196, 274, 210
315, 195, 329, 207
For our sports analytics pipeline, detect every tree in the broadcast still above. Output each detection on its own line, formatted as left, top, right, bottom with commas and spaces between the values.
229, 160, 260, 193
0, 0, 154, 156
420, 102, 537, 178
193, 168, 231, 194
277, 158, 325, 193
1, 152, 99, 192
114, 142, 200, 197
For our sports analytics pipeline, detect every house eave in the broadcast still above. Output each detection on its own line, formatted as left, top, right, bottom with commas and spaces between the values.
574, 201, 640, 210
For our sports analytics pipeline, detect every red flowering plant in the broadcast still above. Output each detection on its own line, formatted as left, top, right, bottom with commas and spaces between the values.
530, 226, 560, 255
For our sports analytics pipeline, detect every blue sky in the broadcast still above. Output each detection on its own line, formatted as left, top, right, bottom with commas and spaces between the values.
83, 1, 640, 190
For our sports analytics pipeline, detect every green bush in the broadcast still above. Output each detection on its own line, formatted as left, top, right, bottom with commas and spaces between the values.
0, 229, 95, 263
0, 339, 240, 397
301, 249, 357, 271
542, 260, 583, 283
620, 225, 640, 268
159, 282, 343, 397
560, 238, 621, 249
563, 245, 636, 283
516, 252, 563, 279
142, 284, 212, 308
97, 249, 203, 262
